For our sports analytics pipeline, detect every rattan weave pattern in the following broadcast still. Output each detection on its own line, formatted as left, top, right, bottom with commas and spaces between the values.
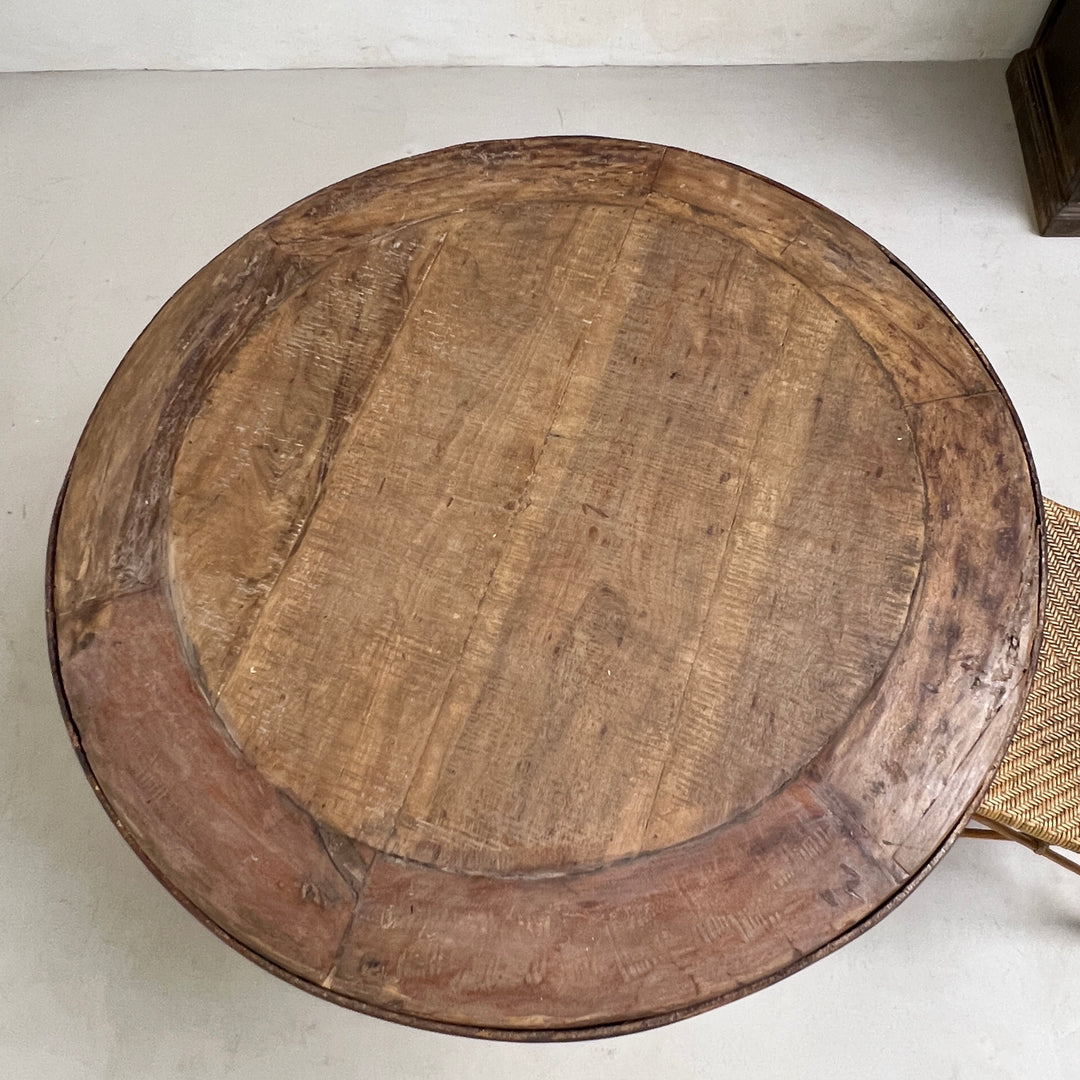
979, 499, 1080, 853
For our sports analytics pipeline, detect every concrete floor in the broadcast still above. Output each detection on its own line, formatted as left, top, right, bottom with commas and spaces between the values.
3, 62, 1079, 1078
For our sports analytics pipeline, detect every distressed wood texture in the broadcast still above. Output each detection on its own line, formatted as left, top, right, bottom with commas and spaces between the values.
48, 138, 1043, 1039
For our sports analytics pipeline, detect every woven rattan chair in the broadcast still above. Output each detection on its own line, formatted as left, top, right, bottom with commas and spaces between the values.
965, 499, 1080, 875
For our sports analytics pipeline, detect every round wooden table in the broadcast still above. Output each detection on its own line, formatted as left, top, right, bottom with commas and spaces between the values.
48, 138, 1043, 1039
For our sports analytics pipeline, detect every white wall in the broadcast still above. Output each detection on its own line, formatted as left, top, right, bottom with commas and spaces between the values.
0, 0, 1047, 72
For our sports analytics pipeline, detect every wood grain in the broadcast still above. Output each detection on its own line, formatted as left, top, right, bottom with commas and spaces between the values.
49, 138, 1043, 1038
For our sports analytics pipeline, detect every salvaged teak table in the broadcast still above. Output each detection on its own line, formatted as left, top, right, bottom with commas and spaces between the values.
48, 138, 1043, 1039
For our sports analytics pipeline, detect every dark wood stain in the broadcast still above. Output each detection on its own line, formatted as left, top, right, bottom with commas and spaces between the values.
1009, 0, 1080, 236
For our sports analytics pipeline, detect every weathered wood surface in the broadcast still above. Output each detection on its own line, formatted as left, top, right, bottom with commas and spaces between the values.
48, 137, 1043, 1039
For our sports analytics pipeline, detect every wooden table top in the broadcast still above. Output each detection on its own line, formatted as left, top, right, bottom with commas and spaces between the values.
48, 137, 1043, 1039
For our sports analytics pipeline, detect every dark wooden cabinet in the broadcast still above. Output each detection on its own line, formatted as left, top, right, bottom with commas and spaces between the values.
1010, 0, 1080, 235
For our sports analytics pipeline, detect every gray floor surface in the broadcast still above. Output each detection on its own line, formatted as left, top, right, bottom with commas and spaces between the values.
3, 62, 1079, 1078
